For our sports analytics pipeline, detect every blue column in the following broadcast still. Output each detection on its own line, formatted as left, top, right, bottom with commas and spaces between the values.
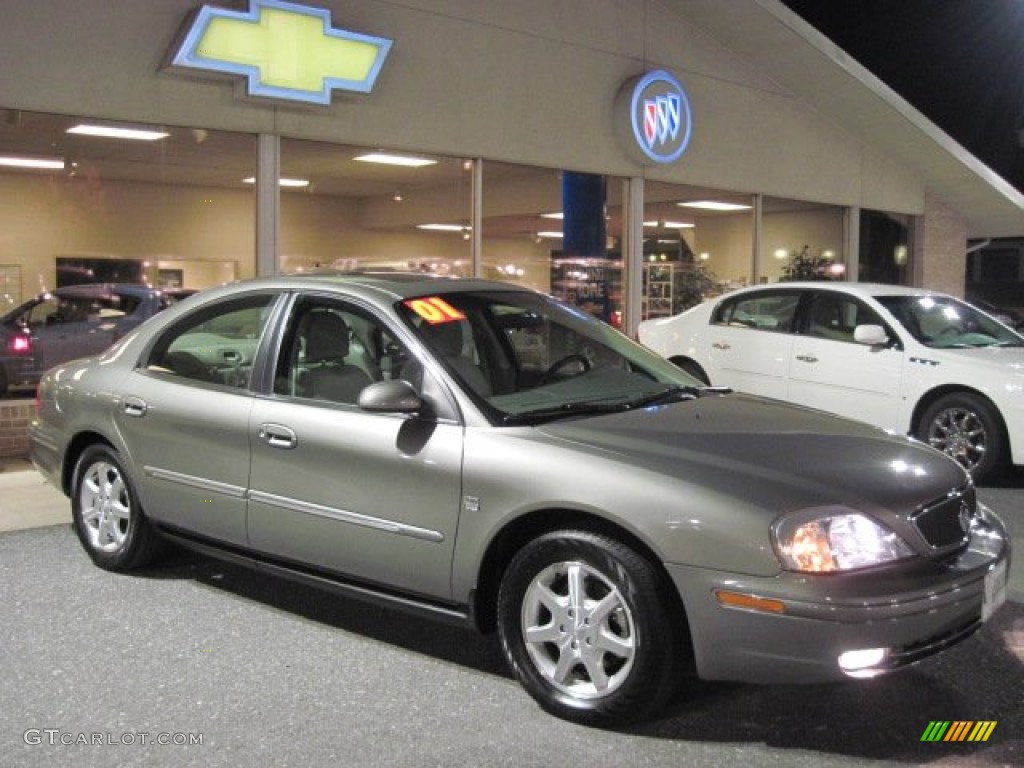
560, 172, 609, 321
562, 172, 606, 259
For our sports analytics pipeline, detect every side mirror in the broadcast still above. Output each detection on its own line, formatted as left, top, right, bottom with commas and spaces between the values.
853, 324, 889, 346
358, 379, 422, 414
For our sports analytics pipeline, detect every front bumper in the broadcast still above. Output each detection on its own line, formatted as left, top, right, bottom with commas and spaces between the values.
668, 503, 1010, 684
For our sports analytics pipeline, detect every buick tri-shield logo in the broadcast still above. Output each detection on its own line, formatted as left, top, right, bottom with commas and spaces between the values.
620, 70, 693, 165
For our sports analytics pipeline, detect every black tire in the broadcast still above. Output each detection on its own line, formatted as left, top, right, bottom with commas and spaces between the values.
0, 364, 8, 397
71, 444, 162, 571
672, 357, 710, 385
917, 392, 1007, 483
497, 529, 684, 726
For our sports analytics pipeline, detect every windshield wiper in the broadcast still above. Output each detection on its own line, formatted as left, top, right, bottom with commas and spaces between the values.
502, 400, 633, 426
503, 385, 719, 426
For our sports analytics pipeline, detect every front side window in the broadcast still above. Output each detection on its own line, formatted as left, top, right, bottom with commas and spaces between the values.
273, 297, 411, 405
712, 292, 800, 333
803, 294, 887, 343
876, 295, 1024, 349
146, 293, 276, 388
398, 290, 700, 424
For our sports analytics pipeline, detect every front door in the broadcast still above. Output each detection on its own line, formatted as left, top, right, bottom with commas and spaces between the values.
787, 291, 903, 428
246, 295, 463, 600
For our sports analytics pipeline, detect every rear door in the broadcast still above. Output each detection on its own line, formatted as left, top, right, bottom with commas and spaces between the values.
114, 291, 280, 545
704, 289, 802, 400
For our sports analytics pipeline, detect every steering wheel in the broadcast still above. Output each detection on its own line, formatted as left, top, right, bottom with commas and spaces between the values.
540, 354, 591, 384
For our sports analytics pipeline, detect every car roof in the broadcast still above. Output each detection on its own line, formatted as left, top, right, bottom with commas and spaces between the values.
719, 281, 949, 300
208, 271, 534, 302
49, 283, 160, 299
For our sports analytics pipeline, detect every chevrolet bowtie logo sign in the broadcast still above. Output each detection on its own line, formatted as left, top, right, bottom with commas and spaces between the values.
169, 0, 393, 105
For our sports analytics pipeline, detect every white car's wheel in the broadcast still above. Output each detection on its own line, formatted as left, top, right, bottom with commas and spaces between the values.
918, 393, 1007, 483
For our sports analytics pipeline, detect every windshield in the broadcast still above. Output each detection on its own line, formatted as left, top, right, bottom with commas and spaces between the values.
875, 295, 1024, 349
397, 290, 704, 424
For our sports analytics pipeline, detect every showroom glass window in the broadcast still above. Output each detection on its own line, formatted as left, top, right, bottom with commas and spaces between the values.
859, 209, 912, 284
278, 139, 472, 276
0, 109, 253, 304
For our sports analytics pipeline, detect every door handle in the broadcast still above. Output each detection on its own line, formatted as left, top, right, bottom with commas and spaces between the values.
795, 354, 818, 363
258, 423, 297, 450
122, 396, 148, 417
711, 342, 731, 350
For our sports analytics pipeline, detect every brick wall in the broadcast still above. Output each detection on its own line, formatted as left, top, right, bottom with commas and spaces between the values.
913, 193, 967, 296
0, 400, 33, 459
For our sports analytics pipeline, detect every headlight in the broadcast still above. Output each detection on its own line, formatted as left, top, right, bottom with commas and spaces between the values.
773, 506, 913, 573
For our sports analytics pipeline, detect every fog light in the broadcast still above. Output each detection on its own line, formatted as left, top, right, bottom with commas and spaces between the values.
838, 648, 887, 677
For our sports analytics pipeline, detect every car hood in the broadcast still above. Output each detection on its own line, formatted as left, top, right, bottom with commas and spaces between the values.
535, 392, 967, 518
924, 343, 1024, 369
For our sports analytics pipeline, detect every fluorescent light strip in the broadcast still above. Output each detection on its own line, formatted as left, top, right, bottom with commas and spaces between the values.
536, 231, 564, 238
0, 155, 65, 170
242, 177, 310, 188
355, 153, 436, 167
417, 223, 467, 232
677, 200, 751, 211
541, 212, 564, 219
643, 220, 695, 228
67, 124, 169, 141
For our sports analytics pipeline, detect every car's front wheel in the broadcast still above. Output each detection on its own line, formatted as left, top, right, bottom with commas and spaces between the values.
72, 444, 162, 571
497, 529, 684, 725
918, 392, 1007, 483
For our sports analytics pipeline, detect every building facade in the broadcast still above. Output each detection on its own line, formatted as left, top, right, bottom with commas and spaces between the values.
0, 0, 1022, 341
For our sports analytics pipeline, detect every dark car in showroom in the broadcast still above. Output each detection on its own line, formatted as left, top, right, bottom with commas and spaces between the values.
0, 283, 194, 396
30, 272, 1009, 725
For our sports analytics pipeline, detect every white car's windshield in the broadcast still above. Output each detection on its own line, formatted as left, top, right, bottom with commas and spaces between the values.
876, 295, 1024, 349
398, 290, 706, 423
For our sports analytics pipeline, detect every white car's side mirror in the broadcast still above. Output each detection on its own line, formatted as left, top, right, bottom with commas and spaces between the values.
854, 324, 889, 346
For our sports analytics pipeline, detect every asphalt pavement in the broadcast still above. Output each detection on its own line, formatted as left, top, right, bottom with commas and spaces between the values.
1, 465, 1022, 767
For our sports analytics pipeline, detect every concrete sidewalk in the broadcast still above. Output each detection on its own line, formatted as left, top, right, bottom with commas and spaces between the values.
0, 460, 69, 533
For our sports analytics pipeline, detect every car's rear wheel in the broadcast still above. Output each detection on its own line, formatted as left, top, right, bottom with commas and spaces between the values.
497, 529, 683, 725
918, 392, 1007, 483
72, 445, 162, 571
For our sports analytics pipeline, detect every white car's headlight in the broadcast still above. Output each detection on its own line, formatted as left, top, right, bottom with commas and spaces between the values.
773, 506, 914, 573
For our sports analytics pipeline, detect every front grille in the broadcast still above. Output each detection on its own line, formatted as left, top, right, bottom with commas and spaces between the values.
912, 485, 974, 550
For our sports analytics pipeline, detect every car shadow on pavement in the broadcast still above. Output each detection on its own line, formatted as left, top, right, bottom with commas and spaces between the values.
137, 544, 1022, 762
136, 546, 511, 680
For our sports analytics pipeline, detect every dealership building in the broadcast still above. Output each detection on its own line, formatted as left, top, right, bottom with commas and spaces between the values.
1, 0, 1023, 393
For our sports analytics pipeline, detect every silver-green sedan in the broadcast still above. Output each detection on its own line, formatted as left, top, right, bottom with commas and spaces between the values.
30, 273, 1010, 726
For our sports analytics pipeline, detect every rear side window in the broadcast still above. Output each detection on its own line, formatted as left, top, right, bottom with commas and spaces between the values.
145, 294, 277, 389
711, 292, 800, 333
21, 293, 142, 327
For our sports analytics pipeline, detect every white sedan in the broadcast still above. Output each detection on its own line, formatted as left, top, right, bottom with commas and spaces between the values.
638, 281, 1024, 482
